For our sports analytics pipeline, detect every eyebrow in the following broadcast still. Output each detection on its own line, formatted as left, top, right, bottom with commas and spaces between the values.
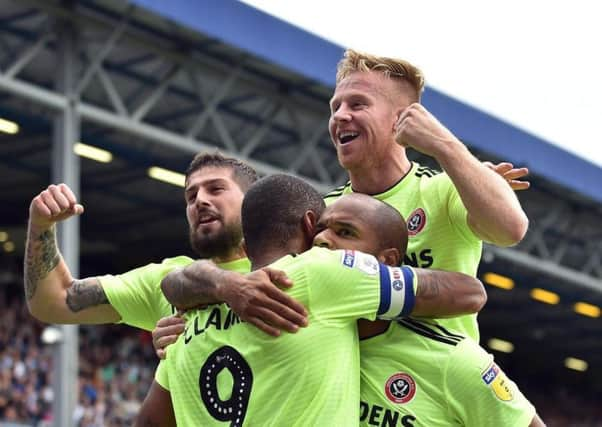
186, 178, 227, 191
335, 220, 358, 230
318, 217, 358, 230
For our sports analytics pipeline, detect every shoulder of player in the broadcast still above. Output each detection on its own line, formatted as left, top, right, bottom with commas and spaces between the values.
395, 325, 494, 398
159, 255, 196, 266
410, 166, 458, 205
292, 248, 379, 277
397, 318, 466, 349
439, 333, 495, 382
293, 247, 345, 266
323, 181, 351, 200
116, 255, 195, 277
412, 163, 443, 180
118, 256, 194, 285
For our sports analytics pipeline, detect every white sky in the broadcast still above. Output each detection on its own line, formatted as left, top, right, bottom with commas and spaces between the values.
241, 0, 602, 168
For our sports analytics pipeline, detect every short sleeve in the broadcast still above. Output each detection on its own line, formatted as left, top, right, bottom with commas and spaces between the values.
302, 248, 414, 324
436, 174, 479, 243
155, 359, 170, 391
101, 256, 194, 331
444, 339, 536, 426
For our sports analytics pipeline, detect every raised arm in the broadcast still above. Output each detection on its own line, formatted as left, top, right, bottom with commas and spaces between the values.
412, 268, 486, 318
161, 261, 307, 336
24, 184, 120, 324
396, 103, 528, 246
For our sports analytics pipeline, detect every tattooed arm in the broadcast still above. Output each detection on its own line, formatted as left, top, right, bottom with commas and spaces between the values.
162, 261, 307, 336
24, 184, 120, 324
411, 269, 486, 318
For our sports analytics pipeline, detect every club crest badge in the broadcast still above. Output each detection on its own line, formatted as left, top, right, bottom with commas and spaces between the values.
407, 208, 426, 236
385, 373, 416, 404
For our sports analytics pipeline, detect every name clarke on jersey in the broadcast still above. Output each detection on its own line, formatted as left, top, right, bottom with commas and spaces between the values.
183, 305, 241, 345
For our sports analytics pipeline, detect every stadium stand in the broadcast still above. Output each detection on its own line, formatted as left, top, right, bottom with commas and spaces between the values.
0, 281, 156, 427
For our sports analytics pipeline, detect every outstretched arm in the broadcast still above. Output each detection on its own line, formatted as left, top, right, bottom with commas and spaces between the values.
412, 269, 486, 317
161, 261, 307, 336
395, 104, 528, 246
24, 184, 119, 324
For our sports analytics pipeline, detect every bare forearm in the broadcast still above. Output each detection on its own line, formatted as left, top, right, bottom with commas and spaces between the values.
412, 269, 486, 317
24, 224, 62, 301
436, 141, 528, 246
161, 260, 235, 309
24, 223, 118, 324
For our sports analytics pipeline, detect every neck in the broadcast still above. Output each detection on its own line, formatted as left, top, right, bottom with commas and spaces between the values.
211, 245, 247, 264
249, 236, 309, 270
348, 146, 411, 194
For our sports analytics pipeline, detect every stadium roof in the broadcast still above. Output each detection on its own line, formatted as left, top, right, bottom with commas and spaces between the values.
133, 0, 602, 205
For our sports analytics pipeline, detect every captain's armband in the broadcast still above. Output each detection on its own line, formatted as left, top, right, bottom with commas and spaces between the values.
376, 265, 417, 320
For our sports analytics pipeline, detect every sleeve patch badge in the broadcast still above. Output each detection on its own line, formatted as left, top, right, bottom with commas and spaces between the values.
341, 250, 379, 275
482, 363, 513, 401
341, 249, 356, 268
356, 252, 379, 275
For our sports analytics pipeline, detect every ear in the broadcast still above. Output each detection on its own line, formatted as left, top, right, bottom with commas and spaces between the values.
377, 247, 401, 267
302, 210, 319, 240
392, 102, 408, 131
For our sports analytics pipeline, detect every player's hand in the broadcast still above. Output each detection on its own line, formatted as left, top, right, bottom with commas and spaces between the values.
29, 183, 84, 229
483, 161, 531, 191
222, 268, 308, 337
152, 315, 185, 360
394, 103, 460, 158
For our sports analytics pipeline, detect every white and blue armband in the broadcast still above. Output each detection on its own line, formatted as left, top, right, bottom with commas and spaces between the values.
376, 265, 417, 320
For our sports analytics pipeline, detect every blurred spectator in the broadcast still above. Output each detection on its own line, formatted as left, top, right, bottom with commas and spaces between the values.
0, 285, 156, 426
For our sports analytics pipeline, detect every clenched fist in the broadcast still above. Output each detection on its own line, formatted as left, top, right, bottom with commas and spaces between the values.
29, 183, 84, 229
394, 103, 460, 158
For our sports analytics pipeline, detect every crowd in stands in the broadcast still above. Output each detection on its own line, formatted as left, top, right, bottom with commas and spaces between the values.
0, 285, 156, 426
0, 279, 600, 426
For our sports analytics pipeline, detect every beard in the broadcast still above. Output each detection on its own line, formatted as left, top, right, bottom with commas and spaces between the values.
189, 220, 243, 260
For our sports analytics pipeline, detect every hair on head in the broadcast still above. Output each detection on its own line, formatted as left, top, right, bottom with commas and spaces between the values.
242, 174, 325, 258
336, 49, 425, 102
186, 151, 258, 192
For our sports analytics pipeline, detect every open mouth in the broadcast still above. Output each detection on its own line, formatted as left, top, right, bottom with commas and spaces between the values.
338, 131, 359, 145
197, 215, 219, 227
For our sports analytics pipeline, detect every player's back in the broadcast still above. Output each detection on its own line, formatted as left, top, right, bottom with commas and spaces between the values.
162, 247, 387, 426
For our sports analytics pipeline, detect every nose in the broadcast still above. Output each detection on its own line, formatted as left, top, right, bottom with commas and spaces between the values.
332, 104, 351, 123
313, 231, 333, 249
194, 189, 212, 208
